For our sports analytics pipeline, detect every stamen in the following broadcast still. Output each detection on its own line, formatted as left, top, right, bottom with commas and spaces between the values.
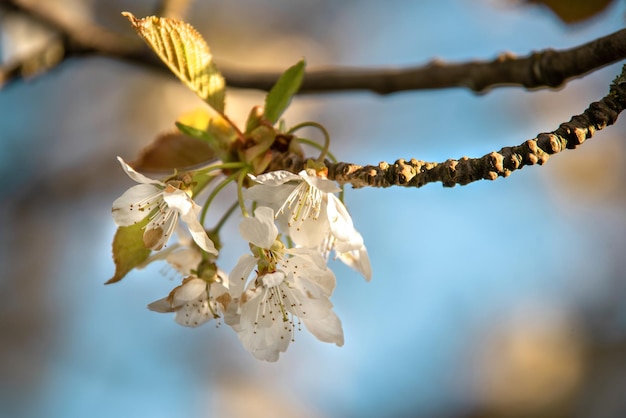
276, 286, 289, 322
252, 287, 270, 333
206, 284, 219, 318
130, 190, 162, 212
278, 180, 324, 230
280, 284, 306, 318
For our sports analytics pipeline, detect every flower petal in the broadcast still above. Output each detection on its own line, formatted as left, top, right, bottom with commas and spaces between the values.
303, 311, 344, 346
282, 285, 333, 320
165, 245, 203, 276
240, 286, 273, 328
337, 245, 372, 281
287, 213, 329, 248
228, 254, 258, 297
238, 320, 291, 362
250, 170, 301, 186
174, 295, 214, 327
243, 183, 295, 210
327, 194, 363, 250
299, 170, 340, 194
261, 271, 286, 288
147, 297, 174, 313
238, 286, 292, 362
239, 206, 277, 249
117, 156, 163, 186
293, 269, 337, 299
165, 191, 217, 255
162, 187, 194, 215
282, 250, 336, 297
181, 209, 218, 255
111, 184, 161, 226
172, 278, 207, 304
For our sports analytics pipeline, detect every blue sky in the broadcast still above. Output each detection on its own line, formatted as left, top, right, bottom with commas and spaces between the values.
2, 1, 626, 417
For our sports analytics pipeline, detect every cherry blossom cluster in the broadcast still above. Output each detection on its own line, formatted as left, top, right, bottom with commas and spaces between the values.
111, 158, 371, 361
108, 13, 373, 361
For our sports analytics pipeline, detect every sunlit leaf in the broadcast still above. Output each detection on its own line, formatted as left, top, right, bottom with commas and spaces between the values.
132, 131, 216, 171
264, 59, 305, 124
177, 108, 212, 130
525, 0, 614, 24
177, 108, 234, 137
123, 12, 226, 113
177, 108, 238, 153
107, 219, 151, 284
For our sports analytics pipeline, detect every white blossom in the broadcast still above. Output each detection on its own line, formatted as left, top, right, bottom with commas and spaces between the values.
137, 227, 207, 279
229, 206, 343, 361
111, 157, 217, 255
148, 275, 231, 328
245, 169, 371, 280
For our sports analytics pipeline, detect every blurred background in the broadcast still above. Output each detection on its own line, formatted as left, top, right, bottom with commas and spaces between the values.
2, 0, 626, 417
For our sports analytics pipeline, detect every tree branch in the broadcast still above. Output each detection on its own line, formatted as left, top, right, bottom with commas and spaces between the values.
153, 0, 193, 20
2, 0, 626, 94
227, 29, 626, 94
0, 36, 67, 85
1, 0, 138, 55
269, 65, 626, 188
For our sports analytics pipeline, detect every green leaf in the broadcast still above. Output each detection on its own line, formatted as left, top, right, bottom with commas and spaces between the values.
123, 12, 226, 113
263, 59, 305, 124
107, 219, 151, 284
243, 125, 275, 163
175, 109, 238, 158
175, 122, 220, 147
245, 105, 264, 134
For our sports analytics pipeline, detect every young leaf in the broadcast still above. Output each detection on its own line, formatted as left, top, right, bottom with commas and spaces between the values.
122, 12, 226, 113
175, 122, 220, 147
245, 105, 264, 134
264, 59, 305, 124
177, 108, 212, 130
107, 219, 151, 284
177, 108, 238, 153
242, 125, 274, 161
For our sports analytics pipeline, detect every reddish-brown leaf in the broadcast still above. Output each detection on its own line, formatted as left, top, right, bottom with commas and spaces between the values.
526, 0, 614, 24
132, 132, 216, 172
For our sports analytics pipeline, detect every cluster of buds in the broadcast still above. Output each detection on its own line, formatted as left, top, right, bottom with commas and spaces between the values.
108, 13, 371, 361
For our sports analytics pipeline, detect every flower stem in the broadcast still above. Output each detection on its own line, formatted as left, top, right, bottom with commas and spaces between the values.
237, 168, 250, 217
294, 138, 338, 163
287, 121, 331, 163
200, 171, 240, 225
197, 161, 248, 174
192, 162, 248, 196
205, 285, 219, 319
191, 173, 217, 197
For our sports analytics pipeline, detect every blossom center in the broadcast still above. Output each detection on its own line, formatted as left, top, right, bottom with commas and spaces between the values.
281, 182, 323, 227
252, 278, 303, 338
